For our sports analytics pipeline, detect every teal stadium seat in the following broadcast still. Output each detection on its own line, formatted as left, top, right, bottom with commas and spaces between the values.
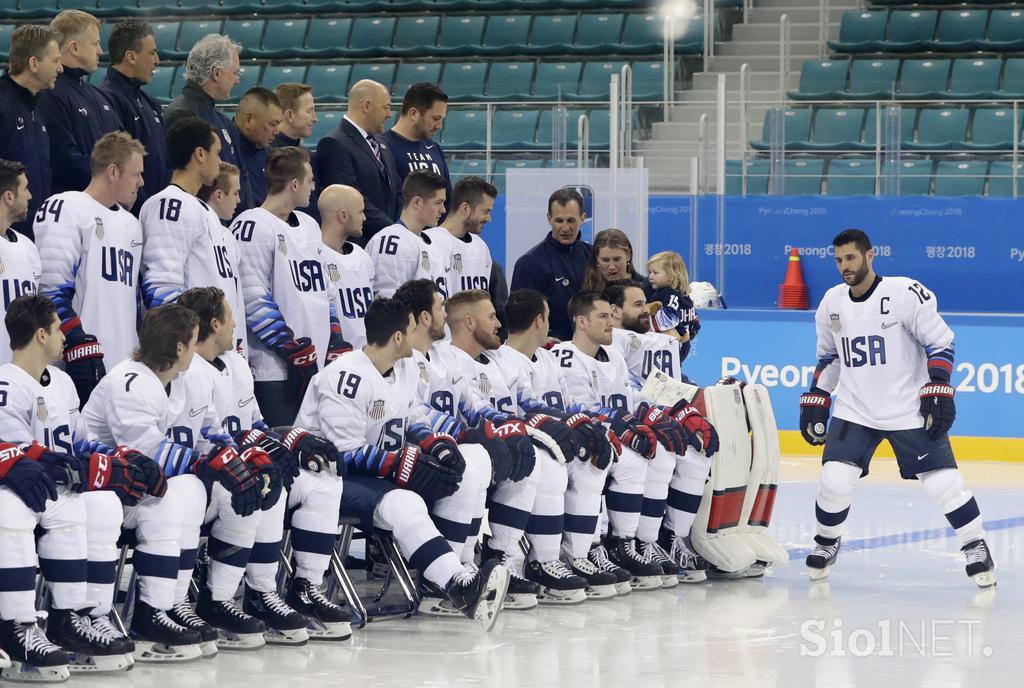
142, 65, 177, 105
494, 158, 544, 194
8, 0, 53, 19
440, 62, 487, 101
904, 107, 968, 151
90, 66, 107, 85
225, 64, 263, 105
725, 159, 770, 195
927, 10, 987, 52
224, 20, 265, 59
986, 160, 1024, 197
448, 157, 490, 183
492, 109, 540, 150
619, 13, 664, 53
897, 59, 950, 100
305, 18, 353, 59
535, 107, 587, 148
151, 22, 182, 60
995, 58, 1024, 98
943, 58, 1000, 99
441, 109, 487, 149
750, 108, 812, 150
983, 10, 1024, 52
391, 16, 441, 56
879, 11, 938, 52
965, 107, 1021, 151
261, 65, 308, 91
575, 14, 624, 54
798, 108, 865, 150
348, 17, 396, 58
933, 160, 987, 196
631, 61, 665, 101
576, 61, 624, 101
95, 0, 141, 17
854, 106, 918, 151
0, 25, 15, 61
780, 158, 825, 195
349, 63, 396, 93
58, 0, 97, 10
436, 15, 485, 56
895, 158, 933, 196
826, 158, 876, 196
846, 59, 898, 99
309, 109, 343, 146
586, 109, 611, 149
529, 15, 578, 54
486, 62, 535, 100
481, 15, 531, 54
178, 0, 228, 14
255, 18, 310, 59
829, 12, 887, 53
789, 60, 848, 100
173, 21, 225, 61
393, 63, 442, 97
306, 64, 352, 103
533, 62, 583, 100
260, 0, 307, 13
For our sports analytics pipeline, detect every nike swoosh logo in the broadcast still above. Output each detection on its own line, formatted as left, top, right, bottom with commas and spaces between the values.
881, 321, 898, 329
451, 376, 463, 385
238, 397, 255, 408
16, 124, 24, 131
133, 115, 140, 121
131, 240, 143, 247
425, 145, 435, 150
917, 453, 929, 461
189, 406, 207, 417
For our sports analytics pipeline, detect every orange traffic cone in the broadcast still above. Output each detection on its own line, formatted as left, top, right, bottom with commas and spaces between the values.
778, 247, 809, 310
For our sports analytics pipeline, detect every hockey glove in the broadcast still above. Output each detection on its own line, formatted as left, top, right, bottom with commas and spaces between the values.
603, 411, 657, 460
63, 334, 106, 406
798, 387, 831, 446
0, 443, 58, 512
494, 419, 536, 481
417, 432, 466, 476
193, 445, 262, 517
669, 401, 721, 457
240, 445, 282, 509
282, 337, 319, 401
111, 447, 168, 499
635, 402, 689, 455
920, 381, 955, 439
236, 429, 300, 488
325, 329, 352, 365
463, 420, 514, 484
525, 413, 573, 464
281, 427, 342, 476
391, 445, 462, 501
24, 442, 87, 489
563, 413, 614, 470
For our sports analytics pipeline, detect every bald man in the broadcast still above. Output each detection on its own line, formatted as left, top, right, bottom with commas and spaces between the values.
319, 184, 374, 348
315, 79, 400, 244
233, 86, 283, 212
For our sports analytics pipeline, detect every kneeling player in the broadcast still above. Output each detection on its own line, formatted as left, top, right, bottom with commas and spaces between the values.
296, 298, 509, 631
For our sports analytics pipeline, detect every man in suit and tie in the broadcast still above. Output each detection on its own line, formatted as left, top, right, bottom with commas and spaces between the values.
316, 79, 400, 245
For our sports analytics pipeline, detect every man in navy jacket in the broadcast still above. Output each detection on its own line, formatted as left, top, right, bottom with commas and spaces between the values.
316, 79, 400, 245
38, 10, 122, 195
510, 188, 593, 341
100, 21, 168, 213
0, 25, 62, 239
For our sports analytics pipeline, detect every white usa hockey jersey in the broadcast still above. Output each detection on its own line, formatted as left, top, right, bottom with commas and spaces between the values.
610, 328, 682, 386
550, 341, 636, 416
814, 275, 955, 431
233, 208, 333, 382
34, 191, 142, 367
426, 227, 492, 296
140, 184, 246, 355
196, 351, 263, 439
490, 344, 573, 415
0, 363, 83, 454
429, 341, 516, 417
367, 222, 448, 298
167, 355, 231, 454
0, 229, 41, 364
322, 241, 374, 350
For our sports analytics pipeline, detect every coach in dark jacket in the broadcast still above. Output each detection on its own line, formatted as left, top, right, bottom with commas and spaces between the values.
100, 21, 168, 212
0, 26, 62, 238
510, 188, 593, 341
316, 79, 400, 244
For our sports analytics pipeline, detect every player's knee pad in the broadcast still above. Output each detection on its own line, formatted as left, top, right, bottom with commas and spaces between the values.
819, 461, 862, 505
566, 459, 607, 497
0, 486, 40, 531
374, 488, 429, 532
646, 445, 676, 487
40, 491, 87, 531
460, 444, 492, 493
133, 478, 189, 545
288, 469, 344, 514
535, 451, 568, 498
918, 468, 967, 506
609, 446, 648, 492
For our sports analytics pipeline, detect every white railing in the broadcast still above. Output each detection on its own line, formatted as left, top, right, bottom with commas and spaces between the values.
818, 0, 831, 59
739, 63, 750, 194
621, 64, 634, 167
577, 114, 590, 169
663, 13, 676, 122
779, 14, 790, 105
703, 0, 714, 65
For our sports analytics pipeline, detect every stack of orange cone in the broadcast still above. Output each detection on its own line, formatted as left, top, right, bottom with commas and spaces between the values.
778, 247, 809, 310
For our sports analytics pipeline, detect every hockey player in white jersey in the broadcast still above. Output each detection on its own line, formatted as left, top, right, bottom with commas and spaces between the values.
319, 184, 374, 349
604, 281, 720, 583
233, 147, 351, 427
140, 117, 247, 355
366, 170, 448, 298
177, 286, 350, 643
494, 288, 625, 600
0, 161, 41, 365
34, 132, 146, 404
0, 295, 166, 679
295, 297, 510, 631
81, 304, 266, 661
197, 162, 242, 226
424, 176, 495, 296
800, 229, 994, 587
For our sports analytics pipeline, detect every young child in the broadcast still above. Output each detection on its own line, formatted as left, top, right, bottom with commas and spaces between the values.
645, 251, 700, 362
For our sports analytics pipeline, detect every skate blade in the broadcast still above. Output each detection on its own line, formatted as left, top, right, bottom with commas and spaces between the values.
971, 571, 997, 589
502, 593, 539, 611
678, 571, 708, 583
417, 598, 464, 618
613, 582, 632, 596
131, 641, 203, 664
629, 575, 664, 591
199, 641, 219, 658
305, 620, 352, 642
584, 584, 618, 600
1, 662, 71, 683
215, 631, 266, 651
660, 575, 679, 589
263, 628, 310, 646
807, 566, 831, 582
536, 588, 587, 605
474, 565, 510, 632
67, 652, 134, 673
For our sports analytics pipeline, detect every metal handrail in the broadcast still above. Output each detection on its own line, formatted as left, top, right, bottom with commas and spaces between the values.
621, 64, 633, 167
818, 0, 831, 59
739, 63, 750, 194
698, 113, 709, 193
716, 72, 726, 196
663, 13, 674, 122
578, 114, 590, 169
610, 73, 620, 174
779, 14, 790, 105
703, 0, 714, 64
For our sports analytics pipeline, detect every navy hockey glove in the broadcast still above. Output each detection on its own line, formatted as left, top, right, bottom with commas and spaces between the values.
193, 445, 262, 517
463, 420, 514, 484
325, 328, 352, 365
601, 411, 656, 460
240, 445, 282, 509
0, 443, 58, 512
635, 402, 689, 455
63, 334, 106, 405
417, 432, 466, 476
669, 401, 721, 457
109, 447, 168, 499
24, 442, 87, 489
237, 429, 300, 488
282, 337, 319, 401
920, 381, 955, 439
525, 413, 573, 464
281, 427, 343, 476
390, 446, 461, 501
799, 387, 831, 446
564, 413, 615, 470
494, 419, 536, 481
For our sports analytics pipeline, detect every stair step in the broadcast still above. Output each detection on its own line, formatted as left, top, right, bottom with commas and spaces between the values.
748, 7, 849, 23
716, 39, 824, 57
731, 22, 826, 42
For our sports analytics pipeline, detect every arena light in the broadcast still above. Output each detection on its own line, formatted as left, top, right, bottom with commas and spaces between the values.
661, 0, 698, 40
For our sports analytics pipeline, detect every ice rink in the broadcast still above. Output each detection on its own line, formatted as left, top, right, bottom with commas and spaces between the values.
69, 455, 1020, 688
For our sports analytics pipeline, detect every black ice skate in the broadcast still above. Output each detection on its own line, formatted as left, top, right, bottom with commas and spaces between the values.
564, 552, 619, 599
445, 560, 509, 632
243, 586, 310, 646
418, 578, 465, 618
286, 578, 352, 641
86, 614, 135, 656
587, 544, 633, 596
524, 560, 587, 605
0, 618, 70, 683
128, 601, 202, 664
962, 539, 996, 588
481, 544, 539, 610
45, 608, 132, 674
167, 601, 219, 657
195, 588, 266, 651
638, 540, 681, 589
604, 536, 664, 591
806, 536, 841, 582
661, 530, 708, 583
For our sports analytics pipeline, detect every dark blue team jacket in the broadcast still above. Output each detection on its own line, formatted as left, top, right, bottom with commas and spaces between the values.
510, 232, 593, 341
0, 72, 51, 239
238, 133, 268, 211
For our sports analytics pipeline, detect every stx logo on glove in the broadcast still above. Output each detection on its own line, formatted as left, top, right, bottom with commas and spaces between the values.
493, 421, 527, 439
0, 445, 22, 464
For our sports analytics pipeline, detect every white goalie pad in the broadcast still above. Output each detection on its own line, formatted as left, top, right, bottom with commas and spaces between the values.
638, 369, 700, 408
737, 384, 788, 564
